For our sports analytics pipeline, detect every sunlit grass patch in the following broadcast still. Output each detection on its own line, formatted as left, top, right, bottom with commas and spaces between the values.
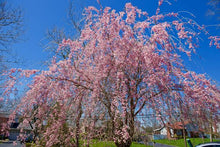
154, 138, 220, 147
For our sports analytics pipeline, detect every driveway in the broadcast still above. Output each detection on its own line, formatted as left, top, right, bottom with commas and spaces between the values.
0, 141, 23, 147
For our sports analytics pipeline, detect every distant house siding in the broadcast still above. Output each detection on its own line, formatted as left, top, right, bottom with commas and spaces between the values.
0, 113, 21, 141
213, 123, 220, 134
217, 123, 220, 133
153, 134, 167, 140
160, 128, 167, 135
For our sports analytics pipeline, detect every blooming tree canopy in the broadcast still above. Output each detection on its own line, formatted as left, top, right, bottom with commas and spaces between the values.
2, 2, 220, 147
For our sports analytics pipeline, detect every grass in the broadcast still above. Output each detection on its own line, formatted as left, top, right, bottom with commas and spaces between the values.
131, 142, 152, 147
26, 140, 152, 147
86, 140, 115, 147
154, 138, 220, 147
84, 140, 152, 147
0, 139, 9, 143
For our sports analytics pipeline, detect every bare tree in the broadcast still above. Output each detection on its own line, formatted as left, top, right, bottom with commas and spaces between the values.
0, 0, 23, 73
0, 1, 23, 46
0, 0, 23, 109
206, 0, 220, 31
207, 0, 220, 20
42, 0, 85, 62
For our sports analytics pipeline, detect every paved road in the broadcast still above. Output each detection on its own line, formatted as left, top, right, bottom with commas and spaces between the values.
0, 141, 23, 147
1, 141, 175, 147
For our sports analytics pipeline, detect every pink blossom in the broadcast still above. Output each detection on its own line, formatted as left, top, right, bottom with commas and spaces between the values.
13, 141, 17, 146
158, 0, 164, 6
10, 68, 16, 73
209, 36, 220, 49
1, 2, 219, 147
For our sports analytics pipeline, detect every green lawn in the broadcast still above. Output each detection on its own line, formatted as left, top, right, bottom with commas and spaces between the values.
0, 139, 9, 144
154, 138, 220, 147
88, 141, 151, 147
26, 140, 152, 147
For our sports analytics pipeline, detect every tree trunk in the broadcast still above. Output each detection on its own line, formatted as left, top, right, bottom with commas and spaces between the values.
115, 139, 132, 147
210, 122, 213, 142
178, 100, 187, 147
75, 115, 81, 147
75, 97, 83, 147
114, 114, 134, 147
129, 114, 135, 143
111, 119, 115, 140
183, 128, 187, 147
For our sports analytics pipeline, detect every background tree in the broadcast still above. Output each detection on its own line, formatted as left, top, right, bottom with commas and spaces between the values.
42, 0, 85, 61
207, 0, 220, 20
0, 0, 23, 109
0, 0, 23, 72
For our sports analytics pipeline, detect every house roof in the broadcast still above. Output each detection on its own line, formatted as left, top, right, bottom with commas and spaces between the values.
154, 120, 205, 133
17, 122, 34, 130
0, 112, 11, 118
153, 126, 165, 132
167, 120, 191, 130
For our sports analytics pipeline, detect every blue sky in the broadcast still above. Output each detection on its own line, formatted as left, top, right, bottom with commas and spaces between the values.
10, 0, 220, 83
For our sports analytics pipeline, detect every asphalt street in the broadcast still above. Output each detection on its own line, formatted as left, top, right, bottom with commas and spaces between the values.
0, 141, 176, 147
0, 141, 23, 147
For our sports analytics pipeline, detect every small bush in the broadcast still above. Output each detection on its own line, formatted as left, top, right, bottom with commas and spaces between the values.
26, 143, 32, 147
